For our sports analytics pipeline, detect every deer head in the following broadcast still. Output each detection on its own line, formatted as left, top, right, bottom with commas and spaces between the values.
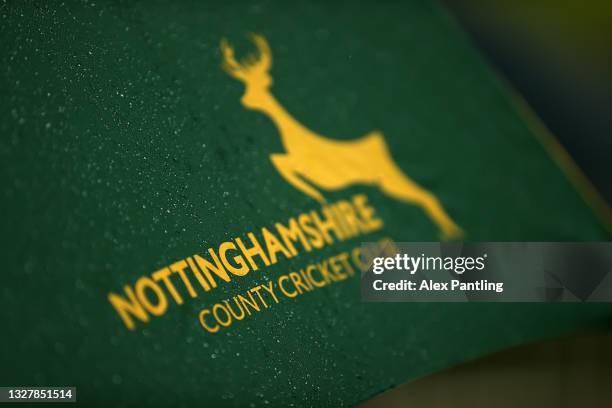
220, 33, 273, 109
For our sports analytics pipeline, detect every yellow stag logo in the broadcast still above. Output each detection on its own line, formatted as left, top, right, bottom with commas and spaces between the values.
220, 34, 462, 239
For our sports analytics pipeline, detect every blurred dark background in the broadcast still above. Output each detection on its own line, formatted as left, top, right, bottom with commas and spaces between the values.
441, 0, 612, 204
361, 332, 612, 407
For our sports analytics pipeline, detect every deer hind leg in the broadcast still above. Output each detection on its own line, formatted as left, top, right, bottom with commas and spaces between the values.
270, 153, 327, 204
377, 162, 463, 240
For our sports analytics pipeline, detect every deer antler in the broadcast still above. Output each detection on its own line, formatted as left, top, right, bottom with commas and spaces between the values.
220, 33, 272, 82
220, 38, 246, 80
248, 33, 271, 72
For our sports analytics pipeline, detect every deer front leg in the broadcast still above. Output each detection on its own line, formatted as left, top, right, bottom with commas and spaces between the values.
270, 154, 327, 204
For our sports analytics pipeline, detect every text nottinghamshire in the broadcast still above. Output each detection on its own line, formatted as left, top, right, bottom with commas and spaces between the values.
108, 194, 384, 330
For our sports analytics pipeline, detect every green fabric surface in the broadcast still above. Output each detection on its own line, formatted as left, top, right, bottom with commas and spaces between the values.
0, 0, 610, 406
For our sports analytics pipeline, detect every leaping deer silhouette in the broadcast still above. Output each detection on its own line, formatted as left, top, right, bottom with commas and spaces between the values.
221, 34, 462, 239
